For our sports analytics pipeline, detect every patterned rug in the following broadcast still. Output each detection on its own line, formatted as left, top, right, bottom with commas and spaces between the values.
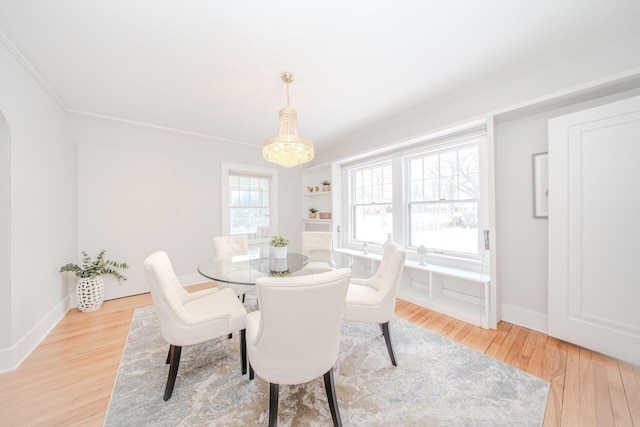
104, 304, 549, 426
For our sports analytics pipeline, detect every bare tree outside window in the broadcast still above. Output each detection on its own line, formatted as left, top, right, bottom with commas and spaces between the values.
351, 163, 393, 243
408, 144, 480, 255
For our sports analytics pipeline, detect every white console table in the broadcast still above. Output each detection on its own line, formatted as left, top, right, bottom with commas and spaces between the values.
337, 248, 493, 329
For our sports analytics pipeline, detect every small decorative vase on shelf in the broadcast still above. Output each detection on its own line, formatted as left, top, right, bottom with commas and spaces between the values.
309, 212, 317, 219
76, 276, 105, 312
417, 245, 427, 266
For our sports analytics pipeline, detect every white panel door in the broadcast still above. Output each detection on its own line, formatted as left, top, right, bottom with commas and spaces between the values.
548, 95, 640, 366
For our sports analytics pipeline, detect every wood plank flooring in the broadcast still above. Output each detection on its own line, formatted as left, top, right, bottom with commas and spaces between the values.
0, 286, 638, 426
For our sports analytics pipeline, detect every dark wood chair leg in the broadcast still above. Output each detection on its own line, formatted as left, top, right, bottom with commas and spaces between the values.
249, 362, 254, 380
381, 322, 397, 366
165, 346, 171, 364
240, 329, 247, 375
242, 293, 246, 303
228, 333, 233, 339
164, 345, 182, 401
269, 383, 279, 427
323, 368, 342, 427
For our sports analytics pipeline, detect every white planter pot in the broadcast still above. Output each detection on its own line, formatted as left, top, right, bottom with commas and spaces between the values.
76, 276, 105, 312
272, 245, 287, 259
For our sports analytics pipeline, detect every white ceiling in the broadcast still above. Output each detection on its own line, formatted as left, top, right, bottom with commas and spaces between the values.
1, 0, 639, 154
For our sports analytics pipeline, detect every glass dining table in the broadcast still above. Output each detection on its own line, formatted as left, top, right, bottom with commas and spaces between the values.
197, 248, 353, 288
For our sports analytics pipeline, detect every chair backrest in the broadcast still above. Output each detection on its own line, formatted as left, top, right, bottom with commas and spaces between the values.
370, 242, 407, 297
301, 231, 335, 266
252, 268, 351, 384
143, 251, 199, 342
301, 231, 333, 251
212, 234, 248, 258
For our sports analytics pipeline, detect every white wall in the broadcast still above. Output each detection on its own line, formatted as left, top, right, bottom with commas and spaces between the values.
71, 115, 303, 299
0, 113, 10, 352
0, 39, 75, 371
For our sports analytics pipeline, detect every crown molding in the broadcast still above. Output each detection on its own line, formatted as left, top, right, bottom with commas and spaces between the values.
68, 109, 258, 147
0, 29, 69, 114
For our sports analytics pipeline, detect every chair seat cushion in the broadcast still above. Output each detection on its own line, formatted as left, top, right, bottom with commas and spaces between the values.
184, 287, 246, 332
343, 283, 389, 323
345, 283, 378, 305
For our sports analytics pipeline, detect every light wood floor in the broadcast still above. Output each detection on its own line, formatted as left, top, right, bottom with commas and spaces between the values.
0, 283, 638, 427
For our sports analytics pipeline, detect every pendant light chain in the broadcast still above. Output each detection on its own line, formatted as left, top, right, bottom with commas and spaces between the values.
285, 80, 291, 108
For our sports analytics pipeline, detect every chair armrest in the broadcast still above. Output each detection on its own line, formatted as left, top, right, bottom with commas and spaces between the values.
350, 278, 370, 286
181, 311, 231, 327
246, 311, 262, 345
184, 287, 218, 302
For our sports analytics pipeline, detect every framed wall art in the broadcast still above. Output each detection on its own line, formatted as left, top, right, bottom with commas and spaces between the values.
532, 152, 548, 218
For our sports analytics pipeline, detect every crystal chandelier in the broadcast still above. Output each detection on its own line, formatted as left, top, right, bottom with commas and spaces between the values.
263, 72, 314, 168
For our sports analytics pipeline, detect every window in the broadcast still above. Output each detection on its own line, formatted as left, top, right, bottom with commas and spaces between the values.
343, 127, 487, 265
350, 162, 393, 244
228, 174, 270, 235
407, 143, 479, 255
221, 163, 278, 242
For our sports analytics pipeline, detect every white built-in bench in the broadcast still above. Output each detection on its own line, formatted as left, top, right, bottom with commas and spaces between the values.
336, 248, 492, 329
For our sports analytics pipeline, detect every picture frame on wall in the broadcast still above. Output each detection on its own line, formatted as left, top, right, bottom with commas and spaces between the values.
532, 152, 548, 218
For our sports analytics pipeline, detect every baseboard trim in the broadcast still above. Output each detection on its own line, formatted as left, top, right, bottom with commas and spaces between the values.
0, 295, 73, 373
501, 304, 548, 334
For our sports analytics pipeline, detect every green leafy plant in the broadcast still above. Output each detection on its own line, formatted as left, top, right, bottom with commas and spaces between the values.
309, 207, 319, 213
321, 179, 331, 185
59, 250, 129, 283
268, 269, 291, 277
270, 235, 290, 247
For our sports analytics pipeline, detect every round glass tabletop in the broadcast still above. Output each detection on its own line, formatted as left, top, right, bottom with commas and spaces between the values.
198, 249, 352, 286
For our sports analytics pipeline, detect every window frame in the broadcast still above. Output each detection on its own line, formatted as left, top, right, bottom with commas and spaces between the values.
221, 162, 278, 245
349, 160, 394, 244
341, 127, 489, 268
404, 139, 483, 260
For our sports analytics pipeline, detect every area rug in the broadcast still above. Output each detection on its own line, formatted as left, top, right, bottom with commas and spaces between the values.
104, 305, 549, 426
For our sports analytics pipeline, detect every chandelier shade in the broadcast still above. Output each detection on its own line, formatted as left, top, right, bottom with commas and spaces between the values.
263, 73, 314, 168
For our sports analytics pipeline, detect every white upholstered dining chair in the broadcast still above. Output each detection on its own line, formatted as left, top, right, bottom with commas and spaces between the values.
143, 250, 247, 401
343, 242, 406, 366
247, 268, 352, 427
299, 231, 336, 274
211, 234, 254, 302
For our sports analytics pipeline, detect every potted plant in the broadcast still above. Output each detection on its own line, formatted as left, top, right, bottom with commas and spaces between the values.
59, 250, 129, 312
321, 179, 331, 192
309, 207, 318, 219
270, 235, 290, 259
